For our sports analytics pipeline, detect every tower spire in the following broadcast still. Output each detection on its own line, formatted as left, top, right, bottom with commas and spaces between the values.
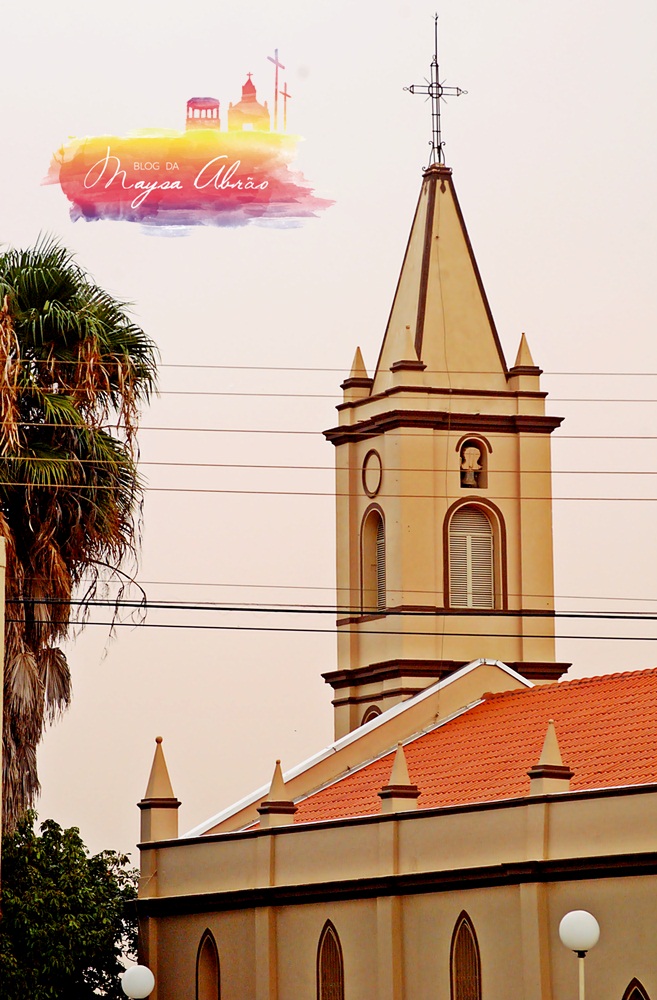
405, 14, 467, 165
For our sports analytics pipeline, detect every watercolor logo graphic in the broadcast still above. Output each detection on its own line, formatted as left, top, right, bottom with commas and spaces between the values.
45, 55, 332, 231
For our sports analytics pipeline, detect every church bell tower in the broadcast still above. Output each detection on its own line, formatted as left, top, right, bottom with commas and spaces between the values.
323, 163, 570, 739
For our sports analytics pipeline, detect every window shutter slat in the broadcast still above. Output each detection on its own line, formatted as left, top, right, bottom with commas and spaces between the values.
470, 535, 493, 608
376, 519, 386, 611
449, 533, 468, 605
449, 507, 494, 609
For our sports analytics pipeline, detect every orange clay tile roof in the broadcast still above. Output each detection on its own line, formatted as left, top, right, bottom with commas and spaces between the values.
292, 668, 657, 825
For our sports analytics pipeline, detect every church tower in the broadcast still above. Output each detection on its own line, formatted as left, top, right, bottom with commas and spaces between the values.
323, 163, 569, 739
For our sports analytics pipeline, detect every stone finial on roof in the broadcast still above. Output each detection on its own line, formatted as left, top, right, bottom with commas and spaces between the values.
138, 737, 181, 843
527, 720, 574, 795
258, 760, 298, 828
341, 346, 373, 401
509, 331, 542, 384
513, 332, 536, 369
144, 736, 176, 799
378, 742, 421, 813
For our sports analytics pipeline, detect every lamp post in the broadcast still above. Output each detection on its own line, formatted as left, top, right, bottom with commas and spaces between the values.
559, 910, 600, 1000
121, 965, 155, 999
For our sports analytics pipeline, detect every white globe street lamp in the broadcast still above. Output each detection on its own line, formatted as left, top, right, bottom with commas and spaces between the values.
121, 965, 156, 999
559, 910, 600, 1000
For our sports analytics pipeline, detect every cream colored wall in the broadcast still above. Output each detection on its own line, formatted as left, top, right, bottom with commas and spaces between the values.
403, 886, 526, 1000
548, 878, 657, 1000
277, 901, 378, 999
154, 911, 256, 1000
142, 785, 657, 998
146, 861, 657, 1000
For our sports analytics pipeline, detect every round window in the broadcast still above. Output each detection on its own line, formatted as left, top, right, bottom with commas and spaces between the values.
362, 450, 383, 497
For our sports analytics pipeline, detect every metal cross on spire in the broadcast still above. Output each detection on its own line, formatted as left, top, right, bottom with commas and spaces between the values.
404, 14, 467, 166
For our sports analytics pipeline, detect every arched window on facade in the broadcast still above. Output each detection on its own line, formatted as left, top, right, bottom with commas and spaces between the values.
622, 980, 651, 1000
361, 509, 386, 613
196, 929, 220, 1000
317, 921, 344, 1000
449, 506, 494, 609
361, 705, 382, 726
450, 912, 482, 1000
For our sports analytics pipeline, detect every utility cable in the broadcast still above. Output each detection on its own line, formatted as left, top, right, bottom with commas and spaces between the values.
7, 617, 657, 641
12, 597, 657, 623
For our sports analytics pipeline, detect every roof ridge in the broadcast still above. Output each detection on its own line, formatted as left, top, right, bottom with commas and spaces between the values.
480, 666, 657, 703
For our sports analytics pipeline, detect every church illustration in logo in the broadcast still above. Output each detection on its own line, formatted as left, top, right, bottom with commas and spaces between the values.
46, 59, 331, 231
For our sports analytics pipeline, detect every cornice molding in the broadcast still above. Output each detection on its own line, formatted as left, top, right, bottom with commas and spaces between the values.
335, 383, 548, 414
322, 657, 570, 691
325, 409, 563, 446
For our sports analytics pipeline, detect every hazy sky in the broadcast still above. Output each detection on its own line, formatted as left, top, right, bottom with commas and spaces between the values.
3, 0, 657, 855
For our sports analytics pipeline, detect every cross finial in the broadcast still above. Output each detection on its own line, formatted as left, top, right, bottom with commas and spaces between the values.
404, 14, 467, 166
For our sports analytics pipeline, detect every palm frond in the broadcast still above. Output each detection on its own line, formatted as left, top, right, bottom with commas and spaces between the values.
0, 237, 158, 831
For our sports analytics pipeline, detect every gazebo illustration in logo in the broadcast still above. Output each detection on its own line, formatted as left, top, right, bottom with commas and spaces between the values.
184, 73, 277, 134
185, 97, 221, 131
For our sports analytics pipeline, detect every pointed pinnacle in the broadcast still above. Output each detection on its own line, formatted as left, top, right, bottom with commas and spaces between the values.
389, 742, 413, 786
267, 759, 288, 800
144, 736, 176, 800
514, 332, 536, 369
349, 346, 368, 381
538, 720, 564, 767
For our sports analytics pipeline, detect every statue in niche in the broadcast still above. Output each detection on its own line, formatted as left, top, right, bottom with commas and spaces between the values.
460, 444, 482, 488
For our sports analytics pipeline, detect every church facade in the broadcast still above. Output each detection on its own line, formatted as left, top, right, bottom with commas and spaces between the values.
134, 162, 657, 1000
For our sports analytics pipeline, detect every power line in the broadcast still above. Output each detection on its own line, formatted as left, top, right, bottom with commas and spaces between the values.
117, 582, 657, 604
8, 617, 655, 641
16, 597, 657, 622
11, 386, 657, 403
5, 421, 657, 441
1, 455, 657, 476
8, 571, 657, 606
0, 482, 654, 500
16, 360, 657, 375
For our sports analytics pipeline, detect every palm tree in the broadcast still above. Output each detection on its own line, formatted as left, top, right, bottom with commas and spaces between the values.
0, 238, 157, 831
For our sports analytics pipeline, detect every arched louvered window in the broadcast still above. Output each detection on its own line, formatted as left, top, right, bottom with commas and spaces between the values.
317, 921, 344, 1000
450, 912, 482, 1000
449, 506, 494, 609
622, 980, 651, 1000
196, 929, 220, 1000
361, 509, 386, 612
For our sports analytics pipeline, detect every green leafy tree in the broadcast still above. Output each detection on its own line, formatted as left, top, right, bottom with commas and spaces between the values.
0, 812, 138, 999
0, 238, 157, 830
